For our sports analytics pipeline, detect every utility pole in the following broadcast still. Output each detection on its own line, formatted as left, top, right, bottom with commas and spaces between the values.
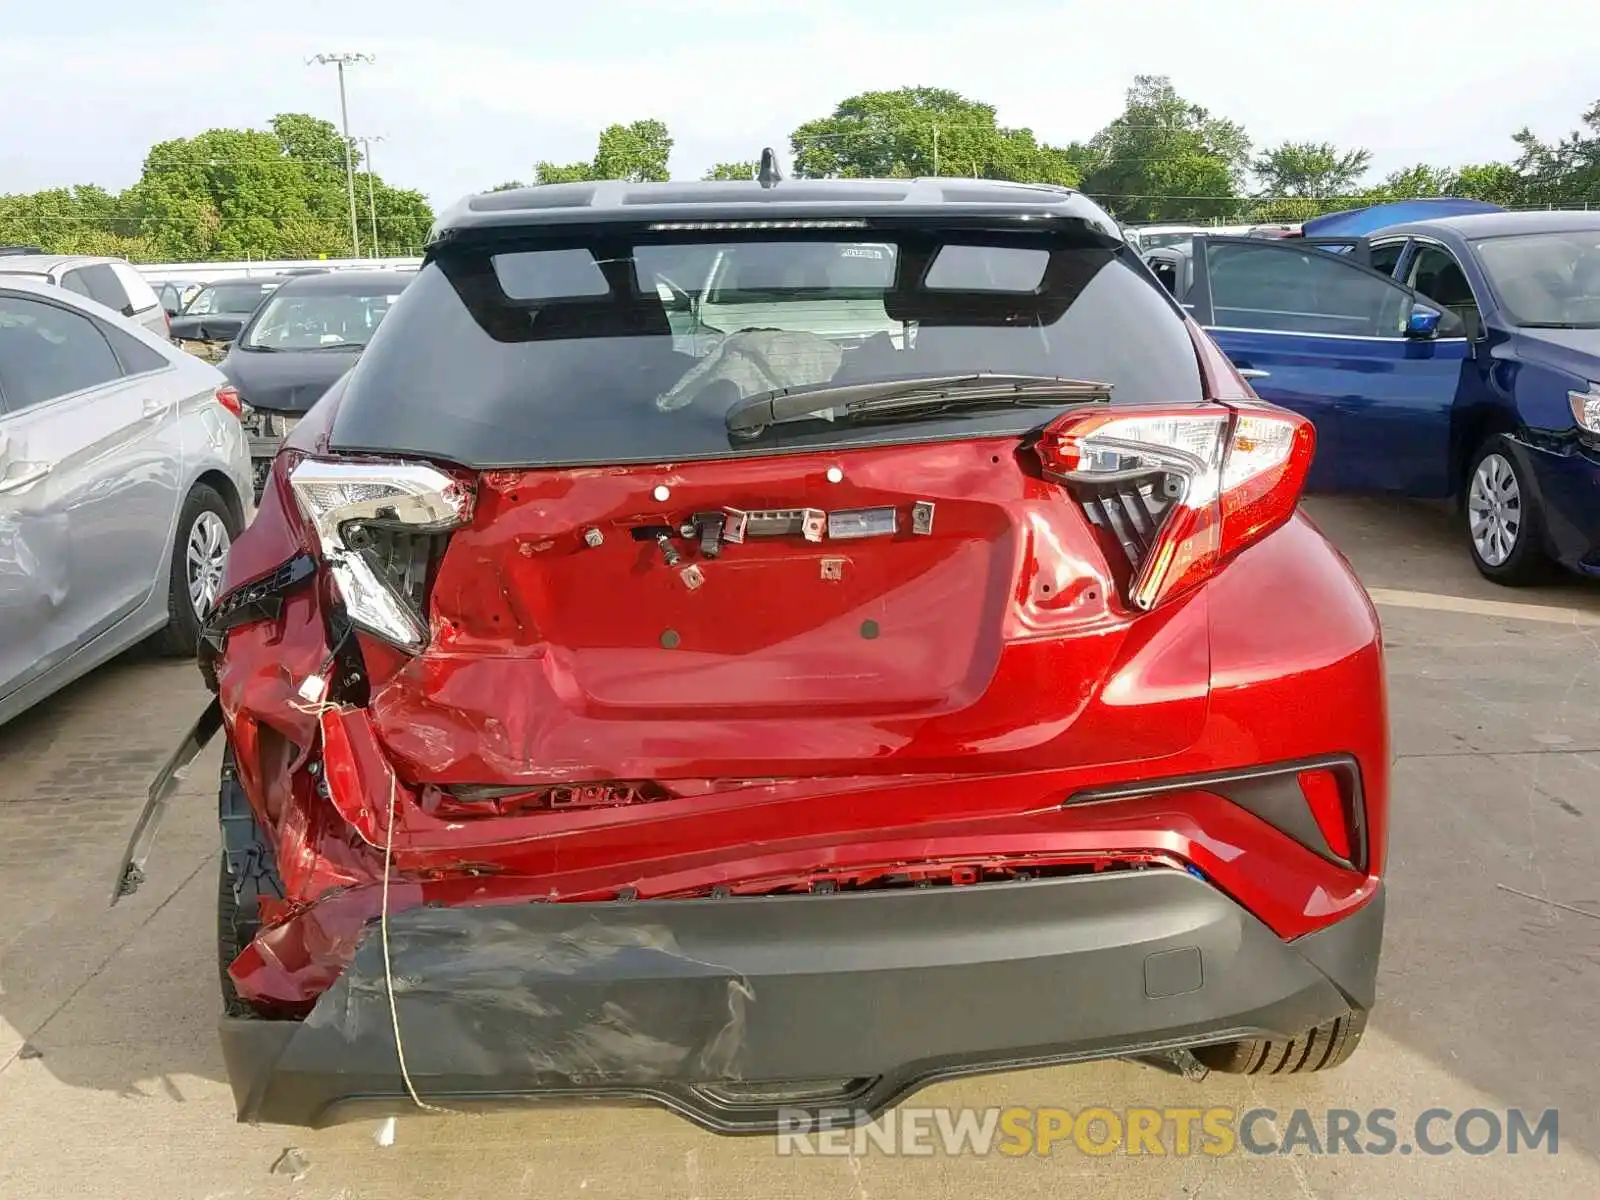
932, 121, 940, 177
308, 52, 373, 257
358, 136, 386, 257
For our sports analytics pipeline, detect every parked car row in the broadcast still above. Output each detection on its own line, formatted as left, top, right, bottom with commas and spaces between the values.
1140, 206, 1600, 584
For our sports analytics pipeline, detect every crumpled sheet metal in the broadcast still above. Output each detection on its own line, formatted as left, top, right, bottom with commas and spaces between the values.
291, 904, 754, 1086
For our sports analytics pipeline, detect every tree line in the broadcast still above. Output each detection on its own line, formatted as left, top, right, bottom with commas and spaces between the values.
0, 114, 433, 262
5, 78, 1597, 262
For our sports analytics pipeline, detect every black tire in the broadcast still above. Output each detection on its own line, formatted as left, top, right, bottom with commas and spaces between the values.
1193, 1009, 1368, 1075
1462, 436, 1554, 586
217, 749, 284, 1018
152, 483, 240, 658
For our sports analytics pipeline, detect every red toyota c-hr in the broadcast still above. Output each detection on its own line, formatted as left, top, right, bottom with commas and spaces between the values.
122, 175, 1387, 1131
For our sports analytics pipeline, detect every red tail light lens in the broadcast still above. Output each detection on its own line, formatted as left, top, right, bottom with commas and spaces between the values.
1036, 403, 1315, 610
1297, 767, 1354, 862
215, 386, 243, 418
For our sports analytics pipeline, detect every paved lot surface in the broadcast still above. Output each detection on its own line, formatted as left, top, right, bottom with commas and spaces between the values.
2, 495, 1598, 1199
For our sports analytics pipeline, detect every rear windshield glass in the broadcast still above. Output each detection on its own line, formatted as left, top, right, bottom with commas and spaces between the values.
331, 233, 1203, 468
186, 282, 279, 315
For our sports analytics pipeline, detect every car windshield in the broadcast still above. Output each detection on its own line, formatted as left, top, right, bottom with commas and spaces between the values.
186, 282, 278, 316
1473, 230, 1600, 327
1139, 232, 1204, 250
331, 232, 1203, 468
242, 289, 403, 350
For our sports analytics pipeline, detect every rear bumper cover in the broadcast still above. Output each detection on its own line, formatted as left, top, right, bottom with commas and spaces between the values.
221, 870, 1384, 1133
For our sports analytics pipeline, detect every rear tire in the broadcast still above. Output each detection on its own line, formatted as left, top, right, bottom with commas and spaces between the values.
1463, 437, 1554, 586
152, 483, 239, 658
1193, 1009, 1368, 1075
217, 750, 284, 1018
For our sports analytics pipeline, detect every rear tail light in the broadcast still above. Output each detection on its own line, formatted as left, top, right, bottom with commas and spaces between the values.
215, 385, 243, 418
1036, 403, 1315, 610
288, 460, 474, 649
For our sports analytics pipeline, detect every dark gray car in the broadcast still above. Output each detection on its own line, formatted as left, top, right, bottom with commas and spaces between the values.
217, 270, 412, 496
169, 277, 289, 345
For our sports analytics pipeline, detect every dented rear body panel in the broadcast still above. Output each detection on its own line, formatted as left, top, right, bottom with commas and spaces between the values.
191, 179, 1390, 1128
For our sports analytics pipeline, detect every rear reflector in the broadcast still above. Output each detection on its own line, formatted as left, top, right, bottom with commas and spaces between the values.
1036, 403, 1315, 610
215, 386, 243, 418
1297, 767, 1353, 862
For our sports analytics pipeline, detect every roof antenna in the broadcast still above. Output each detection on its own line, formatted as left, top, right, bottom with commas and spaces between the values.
758, 148, 784, 188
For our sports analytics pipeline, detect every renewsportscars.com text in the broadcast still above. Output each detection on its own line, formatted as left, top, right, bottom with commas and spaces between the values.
775, 1106, 1559, 1158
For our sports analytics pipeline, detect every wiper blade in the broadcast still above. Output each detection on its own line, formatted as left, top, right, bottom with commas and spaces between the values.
725, 373, 1112, 436
308, 341, 366, 351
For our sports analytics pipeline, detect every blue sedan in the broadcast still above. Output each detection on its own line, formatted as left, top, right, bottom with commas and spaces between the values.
1164, 211, 1600, 584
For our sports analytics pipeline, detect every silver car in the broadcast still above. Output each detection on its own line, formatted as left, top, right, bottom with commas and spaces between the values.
0, 277, 254, 726
0, 254, 171, 339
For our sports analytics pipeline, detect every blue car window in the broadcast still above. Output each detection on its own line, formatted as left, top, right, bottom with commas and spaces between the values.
1208, 242, 1411, 337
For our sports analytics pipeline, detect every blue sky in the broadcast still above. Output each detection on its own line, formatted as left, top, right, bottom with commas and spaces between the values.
3, 0, 1597, 208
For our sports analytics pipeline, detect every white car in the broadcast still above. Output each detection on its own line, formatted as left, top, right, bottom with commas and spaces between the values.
0, 254, 171, 339
0, 277, 254, 726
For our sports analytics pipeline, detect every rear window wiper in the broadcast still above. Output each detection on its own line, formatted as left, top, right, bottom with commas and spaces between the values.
724, 373, 1113, 437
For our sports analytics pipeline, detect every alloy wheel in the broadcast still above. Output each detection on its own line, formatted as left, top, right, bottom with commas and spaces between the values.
186, 510, 232, 616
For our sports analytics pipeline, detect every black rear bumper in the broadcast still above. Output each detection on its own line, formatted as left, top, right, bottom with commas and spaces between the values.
221, 870, 1384, 1133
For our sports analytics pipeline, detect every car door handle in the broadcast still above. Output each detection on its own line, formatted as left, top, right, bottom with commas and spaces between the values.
142, 397, 170, 418
0, 462, 51, 495
1236, 368, 1271, 379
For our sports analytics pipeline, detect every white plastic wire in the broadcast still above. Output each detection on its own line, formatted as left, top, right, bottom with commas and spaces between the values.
379, 765, 448, 1113
291, 681, 447, 1114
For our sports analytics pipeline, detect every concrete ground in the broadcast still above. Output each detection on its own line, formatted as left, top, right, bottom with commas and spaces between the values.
1, 495, 1597, 1199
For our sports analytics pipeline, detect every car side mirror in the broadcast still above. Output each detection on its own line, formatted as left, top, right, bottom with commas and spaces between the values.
121, 302, 138, 318
1404, 304, 1442, 340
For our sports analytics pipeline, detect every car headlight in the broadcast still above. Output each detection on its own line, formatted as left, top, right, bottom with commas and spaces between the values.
1571, 383, 1600, 435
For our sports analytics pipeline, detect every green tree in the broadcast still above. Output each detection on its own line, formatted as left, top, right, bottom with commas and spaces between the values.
357, 175, 434, 255
594, 119, 673, 181
1253, 141, 1371, 199
703, 161, 758, 181
1512, 99, 1600, 207
788, 87, 1081, 185
1451, 162, 1526, 207
1078, 76, 1251, 222
0, 185, 137, 254
534, 119, 676, 184
532, 161, 596, 184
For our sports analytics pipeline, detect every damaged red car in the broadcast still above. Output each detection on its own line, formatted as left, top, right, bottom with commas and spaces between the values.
116, 174, 1388, 1132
